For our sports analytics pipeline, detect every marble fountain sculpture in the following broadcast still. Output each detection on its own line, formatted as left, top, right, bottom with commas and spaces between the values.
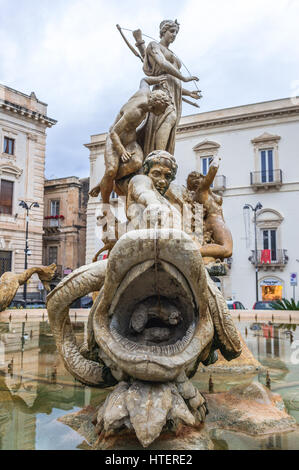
47, 19, 244, 448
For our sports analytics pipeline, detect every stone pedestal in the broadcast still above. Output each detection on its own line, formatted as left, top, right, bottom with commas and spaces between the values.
59, 382, 296, 450
59, 407, 214, 450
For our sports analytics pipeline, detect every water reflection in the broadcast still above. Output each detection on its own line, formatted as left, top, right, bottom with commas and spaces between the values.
0, 316, 299, 450
0, 318, 108, 450
211, 428, 299, 451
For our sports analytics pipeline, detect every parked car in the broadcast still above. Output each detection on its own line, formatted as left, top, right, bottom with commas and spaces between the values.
226, 300, 246, 310
252, 301, 275, 310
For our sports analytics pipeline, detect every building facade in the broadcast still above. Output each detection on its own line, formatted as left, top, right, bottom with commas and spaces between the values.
43, 176, 89, 286
86, 97, 299, 308
0, 84, 56, 298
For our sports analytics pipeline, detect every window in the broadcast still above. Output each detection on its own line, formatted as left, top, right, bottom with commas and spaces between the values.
260, 149, 274, 183
0, 179, 14, 214
201, 156, 213, 176
48, 246, 58, 265
0, 251, 12, 276
50, 200, 60, 227
262, 229, 277, 261
111, 191, 118, 200
201, 156, 214, 188
3, 137, 15, 155
50, 200, 60, 216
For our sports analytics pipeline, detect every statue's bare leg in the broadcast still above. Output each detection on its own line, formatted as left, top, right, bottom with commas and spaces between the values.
155, 110, 177, 149
98, 172, 117, 204
89, 142, 119, 203
200, 216, 233, 260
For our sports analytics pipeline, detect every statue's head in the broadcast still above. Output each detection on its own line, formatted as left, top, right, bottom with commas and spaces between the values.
148, 89, 171, 116
143, 150, 178, 195
159, 19, 180, 40
187, 171, 205, 191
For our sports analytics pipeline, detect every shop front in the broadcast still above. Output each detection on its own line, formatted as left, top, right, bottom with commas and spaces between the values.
260, 277, 283, 301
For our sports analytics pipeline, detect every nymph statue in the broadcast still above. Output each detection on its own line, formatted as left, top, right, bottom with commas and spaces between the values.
187, 156, 233, 265
141, 19, 201, 155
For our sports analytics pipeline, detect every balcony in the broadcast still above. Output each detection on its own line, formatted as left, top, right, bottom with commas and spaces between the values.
43, 217, 63, 234
250, 170, 282, 190
212, 175, 226, 193
249, 249, 288, 271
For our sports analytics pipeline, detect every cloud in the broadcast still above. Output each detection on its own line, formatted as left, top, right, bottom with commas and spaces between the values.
0, 0, 298, 178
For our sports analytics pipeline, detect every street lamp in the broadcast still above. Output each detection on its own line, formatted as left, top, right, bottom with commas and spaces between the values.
243, 202, 263, 303
19, 200, 40, 302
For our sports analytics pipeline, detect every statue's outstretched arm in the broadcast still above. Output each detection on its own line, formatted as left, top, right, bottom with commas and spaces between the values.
182, 88, 202, 100
148, 43, 187, 81
129, 175, 162, 208
199, 157, 220, 191
140, 76, 168, 89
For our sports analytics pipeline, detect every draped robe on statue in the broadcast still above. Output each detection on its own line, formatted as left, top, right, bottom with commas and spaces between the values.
140, 41, 182, 156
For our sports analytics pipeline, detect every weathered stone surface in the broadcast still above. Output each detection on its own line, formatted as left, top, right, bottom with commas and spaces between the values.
206, 382, 297, 435
100, 381, 129, 431
200, 333, 263, 374
206, 262, 229, 277
59, 381, 297, 449
125, 382, 173, 447
89, 380, 206, 448
59, 406, 214, 450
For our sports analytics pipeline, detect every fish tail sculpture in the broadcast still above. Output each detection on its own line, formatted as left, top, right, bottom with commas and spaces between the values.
0, 264, 57, 312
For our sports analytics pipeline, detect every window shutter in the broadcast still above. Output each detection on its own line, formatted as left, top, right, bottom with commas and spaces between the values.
0, 180, 14, 214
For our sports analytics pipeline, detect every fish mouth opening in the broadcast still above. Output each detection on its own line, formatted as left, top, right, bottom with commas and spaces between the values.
109, 261, 198, 356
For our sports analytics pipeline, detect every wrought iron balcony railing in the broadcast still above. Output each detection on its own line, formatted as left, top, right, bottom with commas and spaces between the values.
249, 249, 288, 268
250, 170, 282, 188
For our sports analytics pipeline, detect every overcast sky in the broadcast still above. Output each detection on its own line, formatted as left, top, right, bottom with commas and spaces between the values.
1, 0, 299, 179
